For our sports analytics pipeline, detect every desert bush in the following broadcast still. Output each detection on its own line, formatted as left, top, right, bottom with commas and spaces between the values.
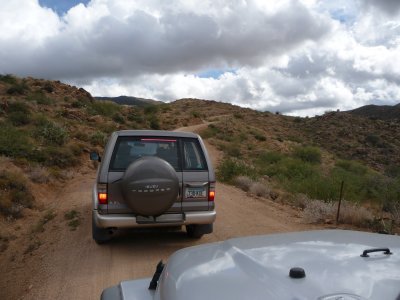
90, 131, 106, 146
365, 134, 380, 146
217, 158, 256, 182
200, 124, 220, 139
385, 165, 400, 178
338, 201, 373, 225
30, 146, 79, 168
290, 193, 310, 209
27, 90, 52, 105
234, 176, 253, 192
29, 166, 51, 183
6, 81, 29, 95
221, 142, 241, 158
335, 160, 367, 175
43, 147, 79, 168
73, 131, 89, 142
65, 209, 81, 231
0, 170, 34, 218
31, 210, 56, 233
88, 101, 120, 117
191, 110, 201, 118
112, 113, 125, 124
249, 182, 270, 197
71, 100, 85, 108
35, 120, 69, 145
257, 151, 284, 167
303, 199, 336, 223
0, 123, 33, 158
8, 111, 31, 126
0, 74, 17, 84
149, 116, 160, 130
144, 104, 158, 115
251, 131, 266, 141
293, 146, 321, 164
42, 82, 54, 93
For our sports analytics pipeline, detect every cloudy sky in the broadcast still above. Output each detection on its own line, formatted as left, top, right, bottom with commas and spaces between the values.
1, 0, 400, 116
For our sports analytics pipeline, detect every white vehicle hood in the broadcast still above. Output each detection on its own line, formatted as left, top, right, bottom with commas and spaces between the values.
155, 230, 400, 300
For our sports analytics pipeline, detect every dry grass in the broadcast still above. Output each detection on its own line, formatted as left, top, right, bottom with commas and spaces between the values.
249, 182, 270, 198
303, 198, 373, 226
29, 166, 51, 184
233, 176, 253, 192
303, 199, 336, 223
233, 176, 271, 198
338, 201, 373, 225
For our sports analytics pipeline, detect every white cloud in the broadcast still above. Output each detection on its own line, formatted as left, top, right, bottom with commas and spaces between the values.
0, 0, 400, 116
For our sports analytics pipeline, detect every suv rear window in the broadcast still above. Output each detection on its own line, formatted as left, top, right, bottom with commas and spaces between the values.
182, 139, 207, 170
110, 137, 179, 170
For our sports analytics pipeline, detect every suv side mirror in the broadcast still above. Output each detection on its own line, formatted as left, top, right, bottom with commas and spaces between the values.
90, 151, 101, 162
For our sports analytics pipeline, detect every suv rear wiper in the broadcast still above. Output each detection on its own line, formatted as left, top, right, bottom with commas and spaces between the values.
149, 260, 165, 290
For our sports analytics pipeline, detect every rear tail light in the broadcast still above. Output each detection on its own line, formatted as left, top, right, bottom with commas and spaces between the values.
208, 182, 215, 201
98, 183, 108, 205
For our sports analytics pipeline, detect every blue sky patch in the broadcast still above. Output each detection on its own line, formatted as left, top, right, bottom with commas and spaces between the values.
197, 69, 237, 79
39, 0, 90, 15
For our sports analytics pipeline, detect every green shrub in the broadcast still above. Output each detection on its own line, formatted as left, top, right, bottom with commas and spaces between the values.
6, 81, 29, 95
293, 146, 321, 164
88, 101, 120, 117
191, 111, 201, 118
144, 105, 158, 115
112, 113, 125, 124
71, 100, 85, 108
365, 134, 380, 146
252, 131, 266, 141
0, 170, 34, 218
31, 210, 56, 233
0, 124, 33, 158
42, 82, 54, 93
39, 147, 79, 168
222, 143, 241, 157
0, 74, 17, 84
257, 151, 284, 166
8, 111, 31, 126
35, 120, 69, 145
27, 91, 53, 105
64, 209, 81, 231
90, 131, 106, 146
7, 101, 31, 114
200, 124, 219, 139
149, 116, 160, 130
335, 160, 368, 175
217, 158, 256, 182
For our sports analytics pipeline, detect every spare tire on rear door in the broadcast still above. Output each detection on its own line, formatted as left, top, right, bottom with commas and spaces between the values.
120, 156, 179, 216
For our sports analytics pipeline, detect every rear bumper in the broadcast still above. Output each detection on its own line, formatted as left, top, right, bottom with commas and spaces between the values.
94, 210, 216, 228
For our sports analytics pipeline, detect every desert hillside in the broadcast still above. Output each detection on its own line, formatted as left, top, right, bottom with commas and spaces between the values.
0, 75, 399, 228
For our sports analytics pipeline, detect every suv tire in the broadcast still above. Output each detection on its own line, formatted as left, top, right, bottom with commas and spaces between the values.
121, 156, 179, 217
186, 224, 213, 239
92, 213, 112, 244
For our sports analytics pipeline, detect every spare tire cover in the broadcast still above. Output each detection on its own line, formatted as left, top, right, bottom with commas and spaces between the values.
121, 156, 179, 216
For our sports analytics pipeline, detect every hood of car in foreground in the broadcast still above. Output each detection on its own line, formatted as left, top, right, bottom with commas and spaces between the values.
154, 230, 400, 300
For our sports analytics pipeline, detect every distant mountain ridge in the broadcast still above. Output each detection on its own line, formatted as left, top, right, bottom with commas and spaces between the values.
95, 95, 162, 107
348, 103, 400, 121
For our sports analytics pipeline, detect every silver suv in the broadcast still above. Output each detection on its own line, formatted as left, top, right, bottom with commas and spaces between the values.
90, 130, 216, 243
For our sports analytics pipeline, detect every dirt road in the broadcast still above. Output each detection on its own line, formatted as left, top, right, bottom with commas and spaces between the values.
2, 124, 319, 300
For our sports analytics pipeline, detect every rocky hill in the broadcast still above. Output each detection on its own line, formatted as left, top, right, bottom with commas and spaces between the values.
348, 103, 400, 121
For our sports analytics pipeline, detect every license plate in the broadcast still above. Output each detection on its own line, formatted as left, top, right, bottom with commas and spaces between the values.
185, 187, 206, 198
